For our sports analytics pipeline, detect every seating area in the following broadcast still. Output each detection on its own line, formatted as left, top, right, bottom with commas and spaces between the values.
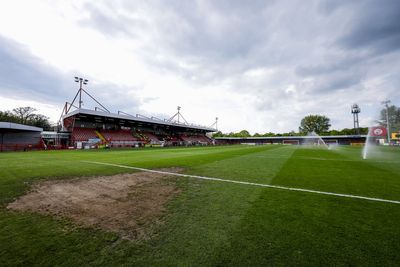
166, 136, 180, 142
180, 134, 212, 144
70, 127, 213, 148
72, 127, 97, 142
197, 135, 212, 144
141, 132, 160, 143
99, 129, 138, 147
100, 129, 137, 141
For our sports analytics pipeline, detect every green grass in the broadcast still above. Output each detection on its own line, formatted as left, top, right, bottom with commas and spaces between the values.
1, 145, 400, 266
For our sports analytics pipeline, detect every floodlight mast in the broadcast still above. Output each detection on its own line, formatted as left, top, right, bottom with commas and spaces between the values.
75, 77, 89, 108
58, 76, 111, 129
209, 117, 218, 131
168, 106, 188, 125
382, 100, 391, 143
351, 104, 361, 135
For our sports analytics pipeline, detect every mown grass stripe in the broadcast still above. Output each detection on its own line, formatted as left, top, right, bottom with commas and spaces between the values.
83, 160, 400, 205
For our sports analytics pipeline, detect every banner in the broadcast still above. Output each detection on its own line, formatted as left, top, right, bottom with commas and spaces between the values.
370, 126, 387, 137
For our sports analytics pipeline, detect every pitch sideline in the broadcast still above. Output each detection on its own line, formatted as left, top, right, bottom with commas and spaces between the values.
82, 161, 400, 205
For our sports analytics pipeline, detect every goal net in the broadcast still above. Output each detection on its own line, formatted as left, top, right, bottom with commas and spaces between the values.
325, 140, 338, 145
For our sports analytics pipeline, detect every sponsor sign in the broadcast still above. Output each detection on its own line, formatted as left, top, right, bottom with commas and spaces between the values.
370, 126, 387, 137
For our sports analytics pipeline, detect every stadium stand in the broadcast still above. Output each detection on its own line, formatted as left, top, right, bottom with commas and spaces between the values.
60, 106, 217, 149
53, 87, 218, 149
0, 122, 43, 152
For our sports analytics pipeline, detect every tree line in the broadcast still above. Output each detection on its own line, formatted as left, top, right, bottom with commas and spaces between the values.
0, 107, 52, 130
212, 127, 369, 138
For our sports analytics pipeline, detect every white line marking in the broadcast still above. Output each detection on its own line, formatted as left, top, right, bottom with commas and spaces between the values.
82, 161, 400, 205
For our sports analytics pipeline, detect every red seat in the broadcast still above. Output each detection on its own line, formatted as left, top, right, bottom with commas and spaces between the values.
72, 128, 97, 142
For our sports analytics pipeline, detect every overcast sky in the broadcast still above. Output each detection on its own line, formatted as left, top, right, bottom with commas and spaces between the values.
0, 0, 399, 133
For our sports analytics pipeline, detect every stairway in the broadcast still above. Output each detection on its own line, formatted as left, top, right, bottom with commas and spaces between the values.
95, 131, 107, 143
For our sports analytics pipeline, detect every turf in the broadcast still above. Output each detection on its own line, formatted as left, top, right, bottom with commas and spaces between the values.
0, 145, 399, 266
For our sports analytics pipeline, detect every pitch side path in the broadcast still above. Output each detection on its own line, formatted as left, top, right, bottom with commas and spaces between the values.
1, 145, 400, 266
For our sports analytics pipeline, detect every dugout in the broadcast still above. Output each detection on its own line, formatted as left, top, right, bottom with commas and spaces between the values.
0, 122, 43, 152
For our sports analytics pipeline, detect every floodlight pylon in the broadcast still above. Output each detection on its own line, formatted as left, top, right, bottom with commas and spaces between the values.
351, 104, 361, 135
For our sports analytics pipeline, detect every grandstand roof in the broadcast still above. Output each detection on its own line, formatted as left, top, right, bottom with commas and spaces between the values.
62, 108, 217, 132
0, 122, 43, 132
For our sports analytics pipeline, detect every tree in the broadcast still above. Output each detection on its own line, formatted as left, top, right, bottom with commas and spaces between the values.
262, 132, 276, 137
12, 107, 37, 124
1, 107, 52, 130
29, 114, 52, 129
299, 114, 331, 134
236, 130, 250, 137
379, 105, 400, 133
212, 131, 224, 138
0, 110, 19, 123
359, 127, 368, 135
338, 128, 354, 135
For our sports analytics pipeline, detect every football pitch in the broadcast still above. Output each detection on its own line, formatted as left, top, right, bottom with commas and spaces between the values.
1, 145, 400, 266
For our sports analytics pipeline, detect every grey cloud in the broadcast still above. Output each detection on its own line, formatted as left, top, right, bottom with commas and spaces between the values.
75, 0, 400, 102
88, 1, 267, 59
295, 55, 365, 77
295, 57, 366, 93
0, 35, 142, 113
339, 0, 400, 54
317, 0, 354, 15
79, 1, 280, 79
312, 72, 363, 93
0, 35, 70, 102
79, 2, 147, 38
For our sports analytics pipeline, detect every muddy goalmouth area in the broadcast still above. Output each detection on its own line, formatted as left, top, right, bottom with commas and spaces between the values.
7, 169, 183, 239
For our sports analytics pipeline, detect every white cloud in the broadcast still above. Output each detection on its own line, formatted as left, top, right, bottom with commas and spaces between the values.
0, 96, 61, 124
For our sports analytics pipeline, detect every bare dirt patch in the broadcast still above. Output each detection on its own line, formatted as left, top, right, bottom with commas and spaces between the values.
7, 168, 183, 239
